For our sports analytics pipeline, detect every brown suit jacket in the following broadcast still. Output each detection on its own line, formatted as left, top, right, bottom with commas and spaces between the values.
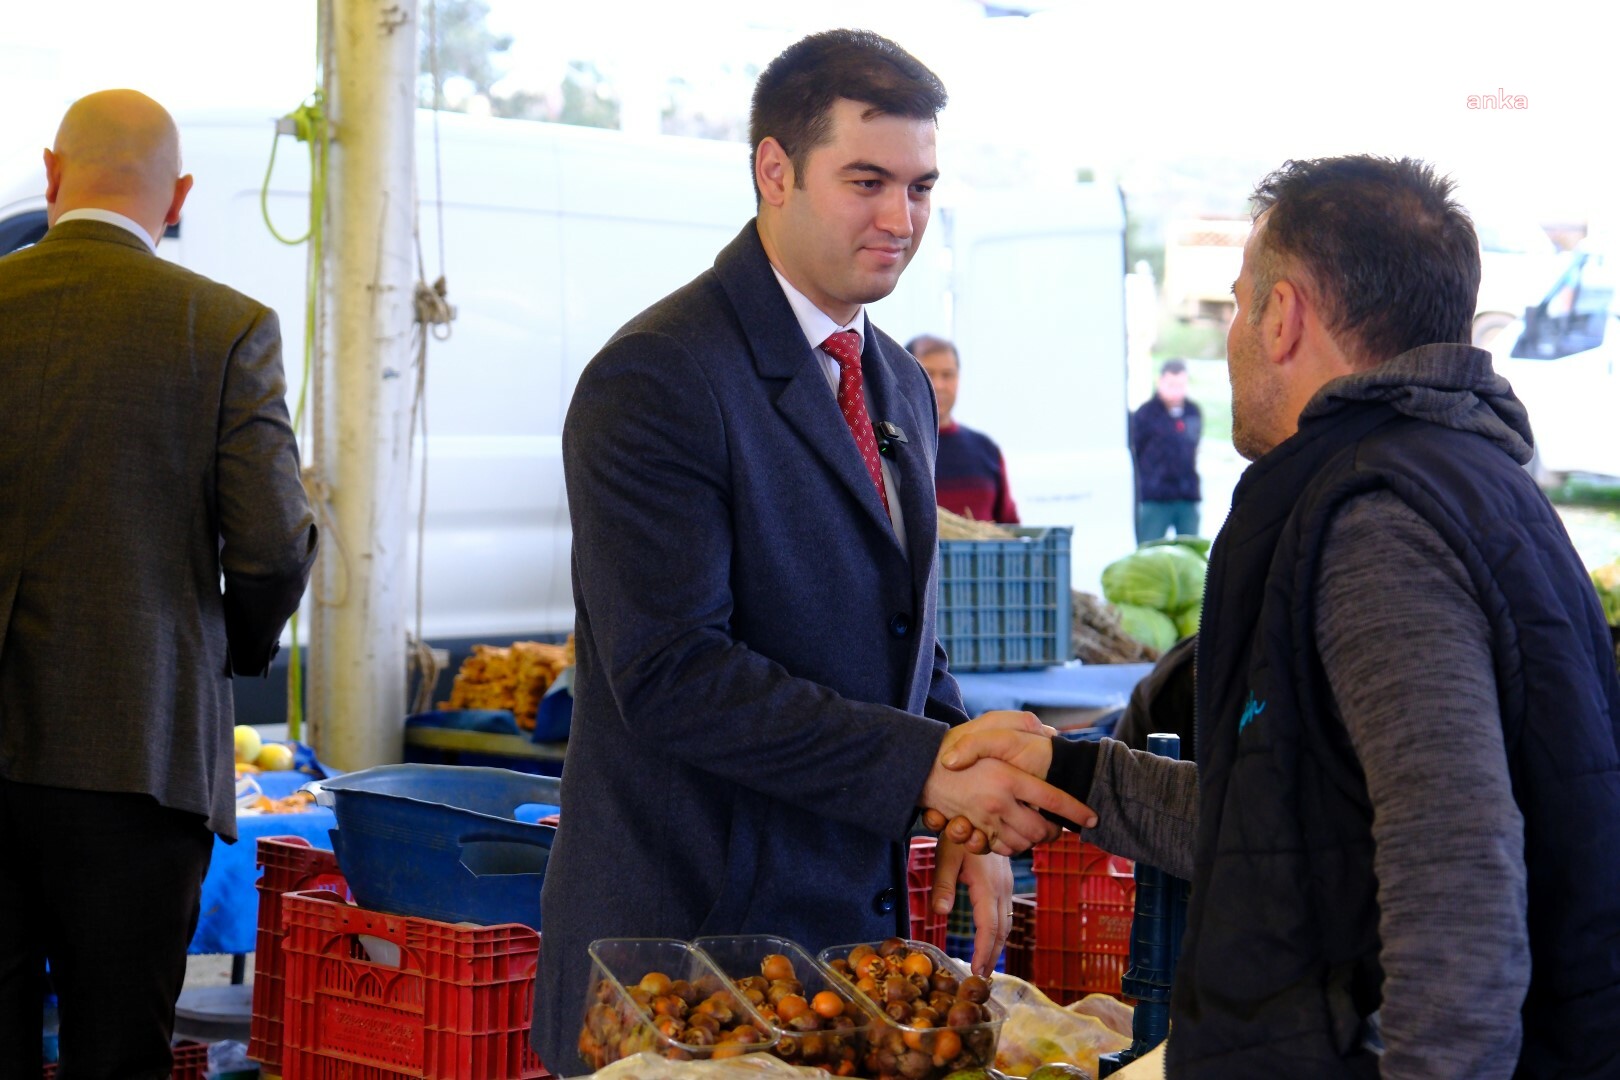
0, 219, 316, 839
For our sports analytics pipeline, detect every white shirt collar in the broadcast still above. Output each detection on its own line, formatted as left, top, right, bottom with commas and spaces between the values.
769, 264, 865, 356
55, 208, 158, 253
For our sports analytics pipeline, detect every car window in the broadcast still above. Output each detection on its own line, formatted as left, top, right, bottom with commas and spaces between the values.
0, 211, 48, 255
1513, 252, 1615, 360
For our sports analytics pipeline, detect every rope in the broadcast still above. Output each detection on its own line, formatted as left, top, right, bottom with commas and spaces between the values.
405, 0, 456, 709
408, 635, 446, 716
258, 89, 333, 742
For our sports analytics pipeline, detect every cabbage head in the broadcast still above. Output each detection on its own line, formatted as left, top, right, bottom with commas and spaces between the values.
1592, 561, 1620, 627
1114, 603, 1179, 653
1139, 535, 1213, 560
1102, 545, 1208, 614
1175, 602, 1201, 640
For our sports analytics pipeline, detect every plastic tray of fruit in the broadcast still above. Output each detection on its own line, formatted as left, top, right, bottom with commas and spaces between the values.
694, 934, 885, 1074
582, 937, 781, 1070
818, 938, 1005, 1080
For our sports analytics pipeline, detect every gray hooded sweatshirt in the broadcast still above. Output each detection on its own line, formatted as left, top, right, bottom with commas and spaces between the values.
1078, 344, 1534, 1079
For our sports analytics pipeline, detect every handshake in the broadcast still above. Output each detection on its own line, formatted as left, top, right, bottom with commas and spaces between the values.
918, 710, 1097, 858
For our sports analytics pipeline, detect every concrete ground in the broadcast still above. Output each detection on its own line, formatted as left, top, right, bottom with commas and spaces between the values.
184, 950, 255, 988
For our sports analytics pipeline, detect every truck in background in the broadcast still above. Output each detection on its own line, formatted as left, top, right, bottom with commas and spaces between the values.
0, 109, 1131, 700
1161, 212, 1569, 347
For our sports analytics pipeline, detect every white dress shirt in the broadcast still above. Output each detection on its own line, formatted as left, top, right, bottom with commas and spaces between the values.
769, 265, 907, 550
55, 208, 158, 254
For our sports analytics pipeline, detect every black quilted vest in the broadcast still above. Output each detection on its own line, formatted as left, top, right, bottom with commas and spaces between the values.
1169, 400, 1620, 1078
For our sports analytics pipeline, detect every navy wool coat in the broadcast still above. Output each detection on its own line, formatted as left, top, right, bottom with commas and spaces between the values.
533, 221, 968, 1071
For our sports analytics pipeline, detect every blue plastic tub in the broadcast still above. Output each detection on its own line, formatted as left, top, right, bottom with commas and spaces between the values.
311, 763, 559, 928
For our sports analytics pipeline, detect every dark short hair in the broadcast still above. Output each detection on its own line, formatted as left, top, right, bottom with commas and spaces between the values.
1159, 359, 1187, 377
749, 29, 947, 204
1247, 156, 1480, 366
905, 333, 958, 365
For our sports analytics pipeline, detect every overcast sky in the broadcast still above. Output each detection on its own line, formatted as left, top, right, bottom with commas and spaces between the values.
2, 0, 1612, 225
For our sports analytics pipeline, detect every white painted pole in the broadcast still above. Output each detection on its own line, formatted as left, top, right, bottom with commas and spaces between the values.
308, 0, 417, 769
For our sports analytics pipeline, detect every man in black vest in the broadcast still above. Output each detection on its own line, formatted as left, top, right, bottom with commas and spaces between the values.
930, 156, 1620, 1077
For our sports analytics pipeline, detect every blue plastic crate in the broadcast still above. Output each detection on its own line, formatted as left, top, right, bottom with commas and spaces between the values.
937, 527, 1073, 672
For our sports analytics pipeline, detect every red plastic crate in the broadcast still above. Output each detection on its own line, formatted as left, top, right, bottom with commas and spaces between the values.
1031, 833, 1135, 1003
249, 835, 350, 1071
1004, 893, 1037, 982
906, 836, 949, 949
43, 1040, 208, 1079
279, 889, 549, 1080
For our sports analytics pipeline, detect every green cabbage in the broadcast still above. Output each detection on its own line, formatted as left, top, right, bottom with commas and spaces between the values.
1138, 535, 1213, 559
1592, 561, 1620, 627
1175, 602, 1201, 640
1114, 603, 1180, 653
1102, 544, 1208, 615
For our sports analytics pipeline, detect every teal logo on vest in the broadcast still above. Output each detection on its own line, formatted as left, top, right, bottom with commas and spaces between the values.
1239, 692, 1267, 733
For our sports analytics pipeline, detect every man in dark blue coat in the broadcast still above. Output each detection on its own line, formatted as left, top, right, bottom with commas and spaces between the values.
533, 31, 1087, 1074
1130, 358, 1202, 543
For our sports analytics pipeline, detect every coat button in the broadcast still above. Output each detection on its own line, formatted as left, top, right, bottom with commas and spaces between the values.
888, 613, 911, 638
872, 887, 898, 915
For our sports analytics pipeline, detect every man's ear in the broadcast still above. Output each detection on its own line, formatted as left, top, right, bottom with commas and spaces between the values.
755, 137, 792, 209
164, 173, 195, 228
43, 148, 61, 206
1263, 278, 1306, 365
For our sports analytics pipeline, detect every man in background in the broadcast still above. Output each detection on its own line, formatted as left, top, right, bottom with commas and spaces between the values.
0, 90, 316, 1077
1130, 358, 1201, 543
909, 334, 1020, 523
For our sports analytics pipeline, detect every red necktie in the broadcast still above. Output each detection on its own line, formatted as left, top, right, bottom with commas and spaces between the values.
821, 331, 888, 507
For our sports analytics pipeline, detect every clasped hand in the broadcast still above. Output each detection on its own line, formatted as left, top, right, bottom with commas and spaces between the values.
917, 710, 1096, 857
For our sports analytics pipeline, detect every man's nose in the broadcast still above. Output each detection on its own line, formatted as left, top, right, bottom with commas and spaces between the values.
876, 188, 913, 238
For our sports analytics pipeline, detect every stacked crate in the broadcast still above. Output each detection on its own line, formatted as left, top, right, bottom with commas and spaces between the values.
905, 836, 949, 949
249, 836, 350, 1071
250, 836, 551, 1080
1031, 833, 1136, 1003
279, 890, 547, 1079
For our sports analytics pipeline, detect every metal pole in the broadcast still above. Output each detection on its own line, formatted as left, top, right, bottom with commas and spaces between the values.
309, 0, 417, 769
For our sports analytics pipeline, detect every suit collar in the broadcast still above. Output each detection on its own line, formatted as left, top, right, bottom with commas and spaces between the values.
713, 222, 817, 381
713, 221, 936, 572
42, 217, 157, 256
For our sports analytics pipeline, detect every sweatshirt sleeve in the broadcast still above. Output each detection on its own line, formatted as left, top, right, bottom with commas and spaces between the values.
1315, 491, 1528, 1080
1047, 737, 1199, 880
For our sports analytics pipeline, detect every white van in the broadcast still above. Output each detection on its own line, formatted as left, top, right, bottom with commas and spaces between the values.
0, 109, 1132, 701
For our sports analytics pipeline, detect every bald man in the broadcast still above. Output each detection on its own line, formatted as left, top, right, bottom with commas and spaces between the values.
0, 90, 316, 1076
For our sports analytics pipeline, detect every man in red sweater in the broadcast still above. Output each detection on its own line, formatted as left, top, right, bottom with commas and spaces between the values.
909, 334, 1020, 523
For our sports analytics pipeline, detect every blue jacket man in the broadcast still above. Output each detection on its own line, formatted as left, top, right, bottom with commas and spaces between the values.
1130, 358, 1202, 543
534, 32, 1083, 1073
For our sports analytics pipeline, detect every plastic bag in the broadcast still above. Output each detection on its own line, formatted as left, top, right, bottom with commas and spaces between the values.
989, 975, 1132, 1078
589, 1051, 828, 1080
205, 1039, 257, 1079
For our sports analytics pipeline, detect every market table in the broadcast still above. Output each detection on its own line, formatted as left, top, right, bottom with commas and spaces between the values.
953, 661, 1154, 722
403, 723, 566, 774
189, 770, 335, 957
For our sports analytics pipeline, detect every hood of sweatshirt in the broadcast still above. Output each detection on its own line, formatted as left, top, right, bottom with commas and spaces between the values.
1299, 342, 1534, 465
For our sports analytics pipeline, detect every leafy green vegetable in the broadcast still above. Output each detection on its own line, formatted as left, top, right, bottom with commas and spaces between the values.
1175, 602, 1201, 640
1592, 560, 1620, 627
1138, 535, 1213, 559
1102, 544, 1208, 614
1114, 602, 1180, 653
